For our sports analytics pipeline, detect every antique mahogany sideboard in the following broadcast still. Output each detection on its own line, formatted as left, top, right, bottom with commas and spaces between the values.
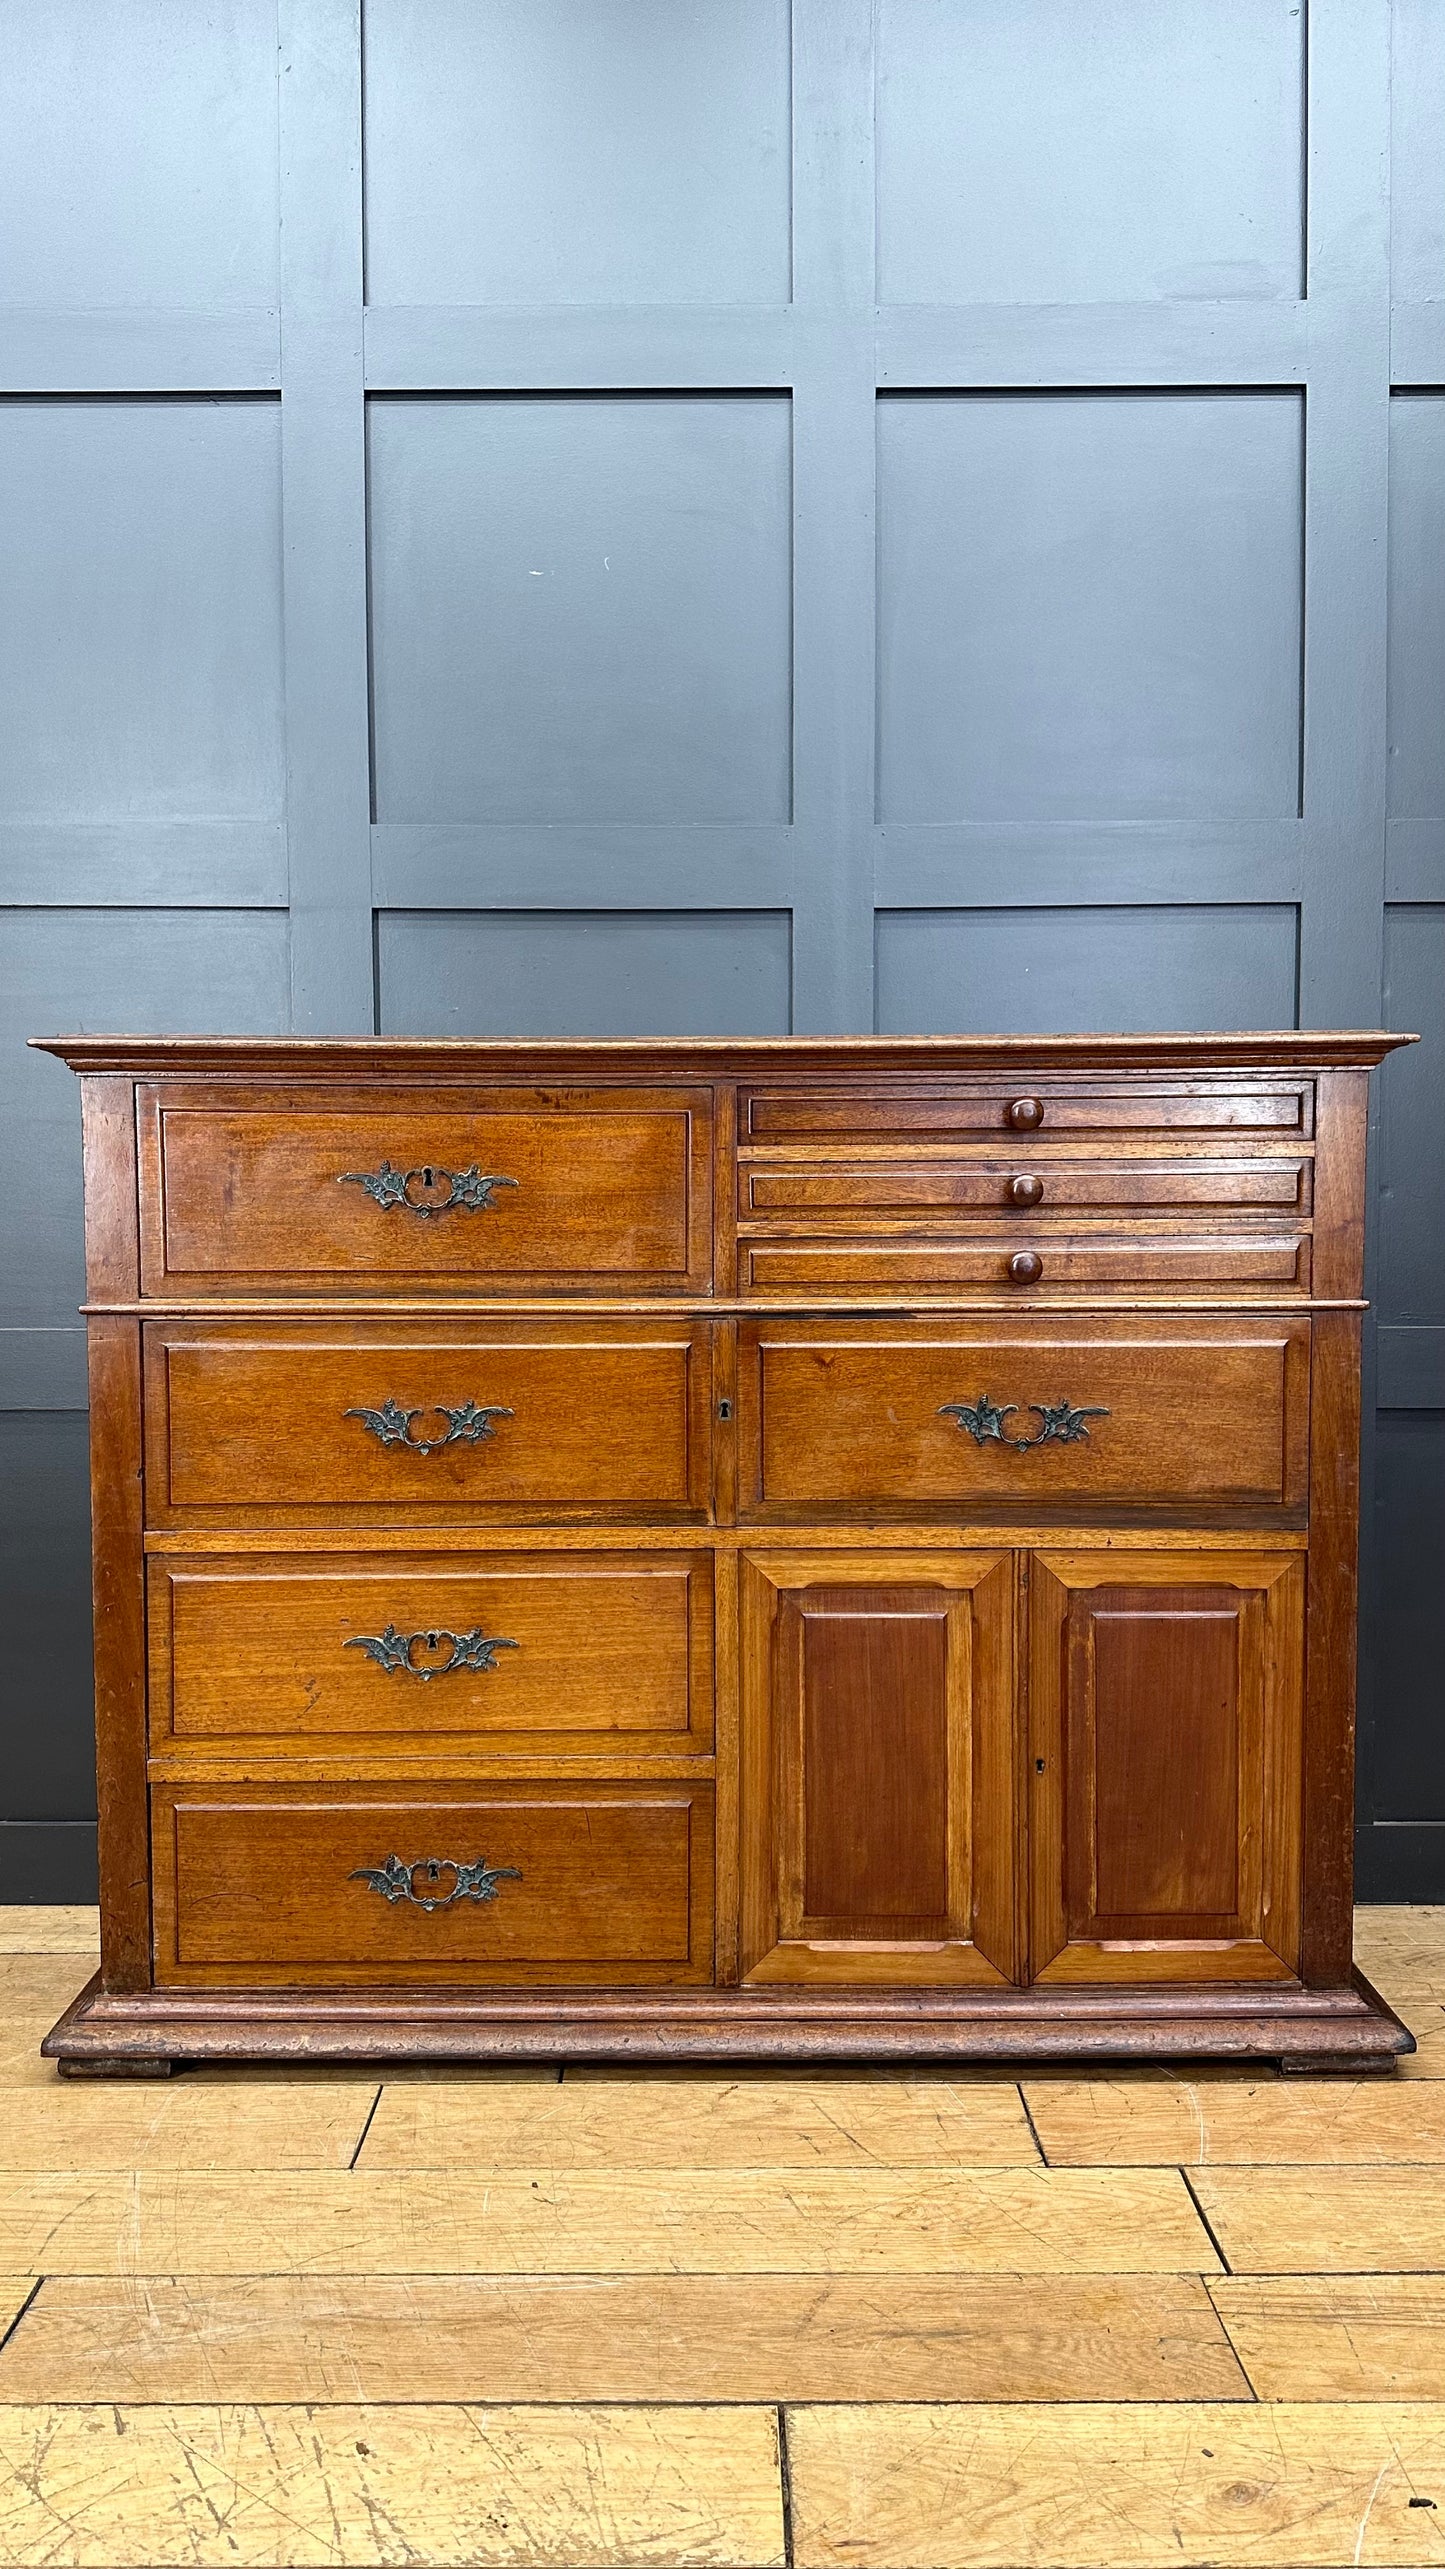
33, 1033, 1416, 2074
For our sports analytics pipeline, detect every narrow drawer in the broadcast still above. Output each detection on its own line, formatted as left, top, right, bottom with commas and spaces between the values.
740, 1234, 1309, 1296
138, 1084, 711, 1295
742, 1081, 1313, 1145
148, 1550, 713, 1757
737, 1316, 1310, 1518
740, 1157, 1312, 1217
143, 1319, 711, 1527
151, 1783, 714, 1986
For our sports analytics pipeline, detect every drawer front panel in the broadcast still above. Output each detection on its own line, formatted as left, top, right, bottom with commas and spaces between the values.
152, 1784, 713, 1985
738, 1317, 1309, 1517
743, 1082, 1313, 1144
149, 1551, 713, 1756
741, 1234, 1309, 1296
140, 1086, 710, 1294
144, 1322, 710, 1524
741, 1158, 1312, 1217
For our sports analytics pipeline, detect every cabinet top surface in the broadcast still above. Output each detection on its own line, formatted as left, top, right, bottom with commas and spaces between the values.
30, 1031, 1413, 1079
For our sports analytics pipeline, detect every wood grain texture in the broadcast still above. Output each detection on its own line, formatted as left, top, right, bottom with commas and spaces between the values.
739, 1155, 1315, 1219
145, 1316, 713, 1526
0, 1921, 97, 1952
0, 2274, 1249, 2406
78, 1074, 140, 1301
0, 2401, 783, 2567
85, 1319, 151, 1992
40, 1037, 1406, 1078
1025, 2076, 1445, 2165
1356, 1912, 1445, 1997
356, 2075, 1040, 2169
739, 1550, 1016, 1986
148, 1547, 714, 1758
786, 2401, 1445, 2568
1210, 2277, 1445, 2400
152, 1782, 715, 1988
1028, 1552, 1303, 1983
0, 2166, 1218, 2275
1395, 2002, 1445, 2079
740, 1232, 1311, 1297
1193, 2169, 1445, 2272
0, 2081, 377, 2169
137, 1082, 713, 1298
738, 1314, 1311, 1518
1301, 1306, 1364, 1983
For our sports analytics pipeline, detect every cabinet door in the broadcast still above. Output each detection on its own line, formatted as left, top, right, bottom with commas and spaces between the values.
739, 1551, 1017, 1984
1029, 1551, 1304, 1984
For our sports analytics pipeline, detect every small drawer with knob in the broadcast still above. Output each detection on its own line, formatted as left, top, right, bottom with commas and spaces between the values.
739, 1156, 1311, 1222
150, 1780, 715, 1985
739, 1080, 1314, 1148
736, 1314, 1310, 1519
142, 1318, 713, 1527
136, 1082, 713, 1296
738, 1232, 1310, 1297
146, 1549, 715, 1760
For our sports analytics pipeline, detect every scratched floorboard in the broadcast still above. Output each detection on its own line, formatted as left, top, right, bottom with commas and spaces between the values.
0, 1906, 1439, 2568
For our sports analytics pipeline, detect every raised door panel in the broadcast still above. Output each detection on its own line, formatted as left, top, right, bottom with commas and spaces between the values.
1028, 1551, 1304, 1984
740, 1551, 1017, 1985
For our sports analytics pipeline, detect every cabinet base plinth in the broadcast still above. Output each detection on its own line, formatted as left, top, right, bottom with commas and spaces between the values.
43, 1971, 1412, 2074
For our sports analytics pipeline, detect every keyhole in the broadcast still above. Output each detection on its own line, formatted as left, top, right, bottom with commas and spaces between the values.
1035, 1758, 1046, 1774
718, 1399, 732, 1420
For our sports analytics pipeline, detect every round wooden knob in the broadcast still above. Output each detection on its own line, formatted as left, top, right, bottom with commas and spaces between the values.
1006, 1173, 1044, 1207
1006, 1095, 1045, 1130
1007, 1250, 1044, 1285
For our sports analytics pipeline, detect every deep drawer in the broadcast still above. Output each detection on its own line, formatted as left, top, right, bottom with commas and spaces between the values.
151, 1783, 714, 1985
739, 1233, 1309, 1296
741, 1080, 1313, 1146
138, 1084, 711, 1295
143, 1319, 712, 1526
737, 1316, 1310, 1518
148, 1550, 713, 1757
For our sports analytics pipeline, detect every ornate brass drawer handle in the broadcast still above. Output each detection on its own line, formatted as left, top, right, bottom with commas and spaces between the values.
940, 1394, 1109, 1450
345, 1397, 513, 1453
346, 1623, 519, 1680
349, 1853, 522, 1911
339, 1159, 518, 1217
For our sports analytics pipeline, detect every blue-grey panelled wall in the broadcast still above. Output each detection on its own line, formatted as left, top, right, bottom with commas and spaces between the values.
0, 0, 1441, 1896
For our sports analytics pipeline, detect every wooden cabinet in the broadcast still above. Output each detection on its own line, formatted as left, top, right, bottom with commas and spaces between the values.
31, 1033, 1416, 2073
1027, 1551, 1304, 1985
739, 1551, 1016, 1986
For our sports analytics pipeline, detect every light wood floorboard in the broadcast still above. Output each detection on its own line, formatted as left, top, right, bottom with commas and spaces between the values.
359, 2076, 1040, 2169
0, 2164, 1215, 2276
0, 2401, 784, 2567
1210, 2277, 1445, 2400
0, 2082, 379, 2170
1194, 2169, 1445, 2273
0, 1908, 98, 1957
0, 2272, 1248, 2405
785, 2400, 1445, 2567
1024, 2075, 1445, 2164
2, 1901, 1444, 2566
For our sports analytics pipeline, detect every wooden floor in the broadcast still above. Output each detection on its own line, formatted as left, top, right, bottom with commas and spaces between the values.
0, 1914, 1443, 2563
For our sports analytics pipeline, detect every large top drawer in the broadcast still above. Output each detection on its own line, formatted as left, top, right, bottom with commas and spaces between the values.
138, 1086, 712, 1296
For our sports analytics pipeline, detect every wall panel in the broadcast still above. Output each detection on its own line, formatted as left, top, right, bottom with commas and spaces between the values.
0, 0, 1435, 1894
